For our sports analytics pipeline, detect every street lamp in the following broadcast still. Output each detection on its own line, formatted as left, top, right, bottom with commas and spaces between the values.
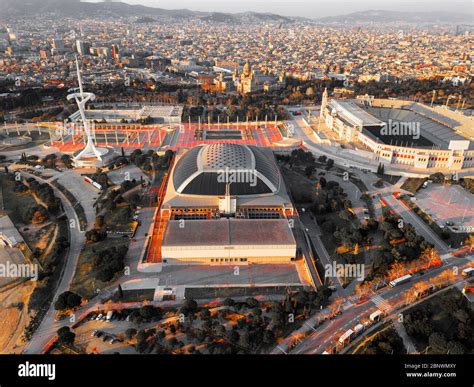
445, 95, 454, 108
430, 90, 436, 107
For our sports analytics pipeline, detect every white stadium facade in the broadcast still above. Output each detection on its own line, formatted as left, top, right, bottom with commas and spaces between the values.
320, 93, 474, 172
159, 143, 297, 265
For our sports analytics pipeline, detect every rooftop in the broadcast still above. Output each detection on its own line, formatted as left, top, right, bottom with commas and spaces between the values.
171, 143, 281, 196
329, 99, 385, 128
162, 218, 296, 248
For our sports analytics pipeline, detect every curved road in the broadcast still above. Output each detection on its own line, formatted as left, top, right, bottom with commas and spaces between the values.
21, 171, 85, 354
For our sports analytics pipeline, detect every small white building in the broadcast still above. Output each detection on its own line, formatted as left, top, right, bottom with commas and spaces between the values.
0, 215, 24, 248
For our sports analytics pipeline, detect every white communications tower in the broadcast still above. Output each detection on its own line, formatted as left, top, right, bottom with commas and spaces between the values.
67, 56, 105, 161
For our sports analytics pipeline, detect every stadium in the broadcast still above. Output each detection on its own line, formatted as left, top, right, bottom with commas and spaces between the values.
320, 94, 474, 171
146, 143, 297, 265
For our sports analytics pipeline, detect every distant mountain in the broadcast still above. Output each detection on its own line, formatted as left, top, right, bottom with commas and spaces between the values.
201, 12, 292, 24
0, 1, 470, 25
315, 10, 473, 24
0, 0, 298, 23
0, 0, 201, 20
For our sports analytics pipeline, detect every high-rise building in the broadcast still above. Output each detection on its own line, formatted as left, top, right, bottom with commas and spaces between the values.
111, 44, 119, 61
76, 40, 90, 56
52, 38, 64, 50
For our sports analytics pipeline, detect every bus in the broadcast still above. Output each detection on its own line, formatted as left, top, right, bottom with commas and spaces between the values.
389, 274, 412, 287
338, 329, 354, 345
92, 181, 102, 191
462, 267, 474, 277
83, 177, 102, 191
353, 323, 365, 335
369, 310, 384, 323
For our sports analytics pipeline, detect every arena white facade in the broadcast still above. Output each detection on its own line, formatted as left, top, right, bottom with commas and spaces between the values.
159, 143, 297, 265
320, 92, 474, 172
69, 105, 183, 124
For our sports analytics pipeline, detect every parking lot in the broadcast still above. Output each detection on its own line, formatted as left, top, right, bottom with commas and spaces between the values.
74, 310, 141, 354
414, 183, 473, 232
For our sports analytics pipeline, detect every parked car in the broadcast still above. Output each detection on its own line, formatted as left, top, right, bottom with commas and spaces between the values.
106, 311, 114, 321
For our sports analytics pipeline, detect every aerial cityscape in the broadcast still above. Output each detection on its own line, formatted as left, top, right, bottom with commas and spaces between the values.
0, 0, 472, 384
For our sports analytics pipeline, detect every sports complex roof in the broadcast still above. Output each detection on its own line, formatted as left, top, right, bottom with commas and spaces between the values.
328, 100, 385, 127
162, 218, 296, 248
329, 98, 473, 150
361, 103, 473, 149
172, 143, 281, 196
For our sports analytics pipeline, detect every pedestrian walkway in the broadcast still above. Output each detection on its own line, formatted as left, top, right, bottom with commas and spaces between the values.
342, 300, 353, 311
392, 317, 418, 354
370, 293, 391, 312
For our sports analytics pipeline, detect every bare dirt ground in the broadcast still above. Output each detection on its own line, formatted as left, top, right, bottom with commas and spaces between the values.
0, 281, 35, 354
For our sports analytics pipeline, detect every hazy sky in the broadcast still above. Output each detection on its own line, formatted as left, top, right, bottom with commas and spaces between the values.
88, 0, 473, 18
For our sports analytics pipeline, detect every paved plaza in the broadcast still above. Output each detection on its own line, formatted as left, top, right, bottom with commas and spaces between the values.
415, 183, 474, 232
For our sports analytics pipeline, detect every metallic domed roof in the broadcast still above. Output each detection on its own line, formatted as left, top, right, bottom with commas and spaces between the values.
172, 143, 281, 196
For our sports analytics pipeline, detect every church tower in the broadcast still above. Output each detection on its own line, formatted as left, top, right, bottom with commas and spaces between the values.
242, 61, 251, 78
279, 69, 286, 85
321, 88, 328, 120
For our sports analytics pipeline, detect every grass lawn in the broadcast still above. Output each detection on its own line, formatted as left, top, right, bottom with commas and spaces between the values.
70, 237, 130, 300
376, 174, 401, 186
400, 177, 427, 194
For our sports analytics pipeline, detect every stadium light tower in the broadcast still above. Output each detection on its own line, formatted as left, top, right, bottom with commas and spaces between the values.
67, 56, 103, 161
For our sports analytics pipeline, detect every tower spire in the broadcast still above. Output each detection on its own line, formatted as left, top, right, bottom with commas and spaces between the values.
68, 56, 103, 161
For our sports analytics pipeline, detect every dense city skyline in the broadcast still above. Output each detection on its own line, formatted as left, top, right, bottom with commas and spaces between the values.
0, 0, 472, 384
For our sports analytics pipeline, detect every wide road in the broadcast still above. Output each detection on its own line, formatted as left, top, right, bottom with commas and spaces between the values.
22, 172, 86, 354
290, 257, 471, 354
